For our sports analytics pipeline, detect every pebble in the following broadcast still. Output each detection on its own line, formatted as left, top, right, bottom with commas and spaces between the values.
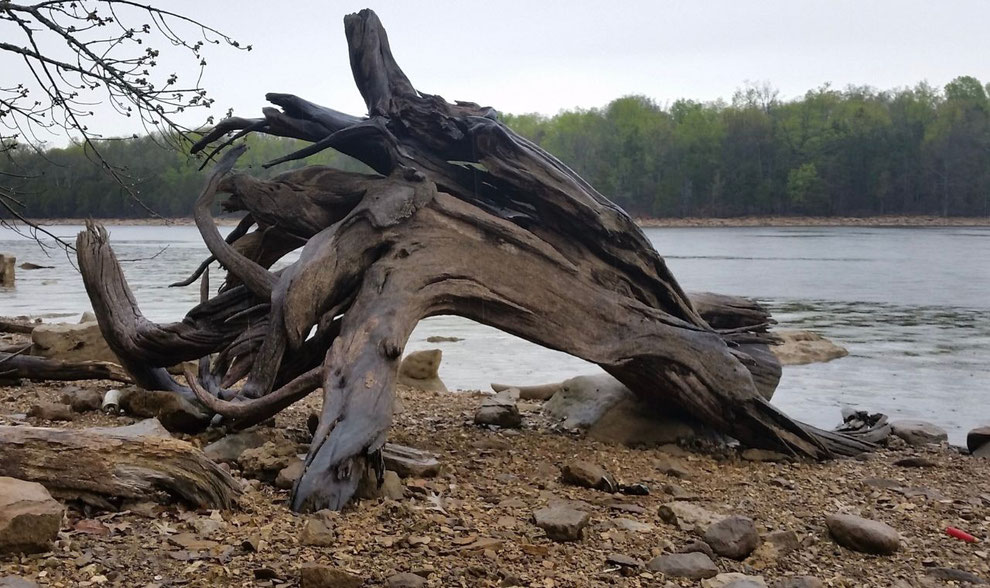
825, 513, 900, 555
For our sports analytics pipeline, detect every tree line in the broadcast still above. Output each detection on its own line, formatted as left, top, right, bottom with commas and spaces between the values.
2, 76, 988, 219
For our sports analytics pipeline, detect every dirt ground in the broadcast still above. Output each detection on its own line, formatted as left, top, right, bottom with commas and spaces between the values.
0, 371, 987, 588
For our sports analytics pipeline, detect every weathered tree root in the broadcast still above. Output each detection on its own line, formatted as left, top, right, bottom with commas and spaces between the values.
77, 8, 874, 512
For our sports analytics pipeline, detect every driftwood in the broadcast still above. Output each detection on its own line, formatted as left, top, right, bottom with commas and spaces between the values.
75, 9, 873, 512
0, 422, 240, 509
0, 351, 130, 383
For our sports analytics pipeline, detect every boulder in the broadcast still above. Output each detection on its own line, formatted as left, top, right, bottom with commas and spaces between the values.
825, 514, 900, 555
890, 420, 948, 446
543, 374, 705, 447
704, 515, 760, 560
967, 426, 990, 458
118, 388, 211, 433
299, 563, 362, 588
397, 349, 447, 392
31, 321, 118, 364
0, 477, 64, 554
771, 330, 847, 365
646, 552, 718, 580
532, 505, 590, 542
560, 460, 617, 492
203, 428, 269, 464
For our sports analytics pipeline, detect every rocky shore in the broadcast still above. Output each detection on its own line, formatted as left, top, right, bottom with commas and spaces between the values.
1, 367, 988, 587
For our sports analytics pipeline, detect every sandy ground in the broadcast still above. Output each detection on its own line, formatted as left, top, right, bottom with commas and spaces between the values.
0, 367, 987, 587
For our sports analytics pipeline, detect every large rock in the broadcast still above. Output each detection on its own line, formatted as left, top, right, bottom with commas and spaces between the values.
382, 444, 440, 478
825, 514, 900, 555
704, 515, 760, 560
474, 395, 522, 428
890, 420, 948, 446
238, 439, 304, 483
397, 349, 447, 392
646, 552, 718, 579
659, 501, 723, 535
117, 388, 211, 433
31, 321, 118, 364
26, 402, 73, 422
771, 330, 847, 365
0, 477, 64, 554
543, 374, 705, 447
966, 426, 990, 458
59, 387, 103, 413
532, 505, 590, 542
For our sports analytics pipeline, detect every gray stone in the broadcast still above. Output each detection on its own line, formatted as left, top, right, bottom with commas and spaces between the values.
203, 428, 269, 464
560, 460, 616, 492
87, 418, 171, 438
703, 574, 767, 588
704, 515, 760, 559
606, 553, 644, 568
825, 513, 900, 555
26, 402, 73, 422
659, 501, 722, 534
772, 578, 823, 588
474, 397, 522, 428
299, 563, 362, 588
924, 567, 986, 584
607, 518, 653, 533
677, 539, 715, 558
59, 387, 102, 412
275, 459, 305, 490
0, 576, 40, 588
387, 572, 427, 588
0, 477, 64, 554
544, 374, 702, 447
890, 420, 948, 446
646, 552, 718, 579
771, 330, 847, 365
967, 426, 990, 457
532, 505, 590, 542
382, 444, 440, 478
397, 349, 447, 392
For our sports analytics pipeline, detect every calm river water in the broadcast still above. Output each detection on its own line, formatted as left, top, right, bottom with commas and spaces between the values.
1, 224, 987, 444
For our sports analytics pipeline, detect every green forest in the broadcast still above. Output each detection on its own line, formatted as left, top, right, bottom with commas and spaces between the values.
3, 76, 989, 219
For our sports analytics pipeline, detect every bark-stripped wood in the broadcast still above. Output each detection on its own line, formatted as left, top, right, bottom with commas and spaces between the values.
0, 424, 240, 509
75, 9, 873, 512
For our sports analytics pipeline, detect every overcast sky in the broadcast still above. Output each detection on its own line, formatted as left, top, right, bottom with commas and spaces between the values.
6, 0, 990, 141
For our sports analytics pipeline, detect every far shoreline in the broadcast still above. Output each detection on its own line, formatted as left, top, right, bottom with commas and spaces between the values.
15, 214, 990, 228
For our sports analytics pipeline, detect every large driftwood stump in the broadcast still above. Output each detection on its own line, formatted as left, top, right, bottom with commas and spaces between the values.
0, 422, 240, 509
77, 9, 872, 512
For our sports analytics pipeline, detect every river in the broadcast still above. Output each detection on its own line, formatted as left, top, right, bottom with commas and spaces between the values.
1, 224, 988, 444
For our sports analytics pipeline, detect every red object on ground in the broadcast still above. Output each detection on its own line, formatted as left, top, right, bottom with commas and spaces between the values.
946, 527, 978, 542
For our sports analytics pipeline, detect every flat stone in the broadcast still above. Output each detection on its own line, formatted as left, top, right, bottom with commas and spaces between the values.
560, 460, 616, 492
31, 321, 117, 363
0, 576, 40, 588
705, 515, 760, 559
299, 563, 362, 588
659, 501, 722, 534
606, 553, 644, 568
382, 444, 440, 478
387, 572, 427, 587
26, 402, 73, 422
607, 518, 653, 533
532, 505, 590, 542
646, 552, 718, 579
656, 455, 692, 478
702, 573, 767, 588
891, 420, 948, 446
772, 577, 823, 588
924, 567, 986, 584
677, 539, 715, 558
0, 477, 64, 554
203, 429, 269, 464
825, 514, 900, 555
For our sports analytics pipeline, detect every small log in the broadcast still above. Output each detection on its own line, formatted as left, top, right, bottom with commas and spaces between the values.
0, 422, 240, 509
0, 352, 131, 383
